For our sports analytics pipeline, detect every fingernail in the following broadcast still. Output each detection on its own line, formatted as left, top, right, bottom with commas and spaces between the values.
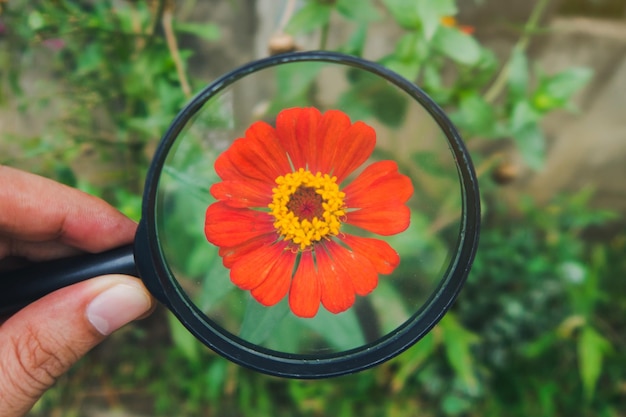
86, 284, 152, 335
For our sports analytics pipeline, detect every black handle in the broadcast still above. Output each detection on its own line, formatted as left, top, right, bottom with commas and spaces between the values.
0, 244, 136, 316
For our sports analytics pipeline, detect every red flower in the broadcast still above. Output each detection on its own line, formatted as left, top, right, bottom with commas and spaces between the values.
204, 107, 413, 318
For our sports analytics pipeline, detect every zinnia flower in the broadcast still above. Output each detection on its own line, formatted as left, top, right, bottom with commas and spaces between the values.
204, 107, 413, 318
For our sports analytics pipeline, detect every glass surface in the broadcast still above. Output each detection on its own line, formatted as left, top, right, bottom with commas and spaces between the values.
155, 60, 463, 356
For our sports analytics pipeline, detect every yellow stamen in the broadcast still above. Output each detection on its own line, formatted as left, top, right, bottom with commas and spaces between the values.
268, 168, 345, 250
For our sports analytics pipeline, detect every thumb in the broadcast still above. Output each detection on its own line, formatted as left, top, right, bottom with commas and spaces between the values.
0, 275, 153, 417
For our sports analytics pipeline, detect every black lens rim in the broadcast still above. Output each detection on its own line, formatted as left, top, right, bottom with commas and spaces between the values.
139, 51, 480, 379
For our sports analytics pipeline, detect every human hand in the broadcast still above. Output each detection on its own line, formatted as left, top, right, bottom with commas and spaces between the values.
0, 166, 154, 417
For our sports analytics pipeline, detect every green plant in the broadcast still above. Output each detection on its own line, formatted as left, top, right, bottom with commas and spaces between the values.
1, 0, 217, 198
3, 1, 623, 416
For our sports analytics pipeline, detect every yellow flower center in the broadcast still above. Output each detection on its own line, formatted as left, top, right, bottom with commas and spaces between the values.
268, 168, 346, 250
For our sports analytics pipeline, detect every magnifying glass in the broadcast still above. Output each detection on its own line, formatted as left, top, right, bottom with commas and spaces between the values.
0, 51, 480, 378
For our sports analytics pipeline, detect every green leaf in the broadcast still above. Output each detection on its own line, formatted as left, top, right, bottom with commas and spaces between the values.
394, 32, 421, 61
167, 312, 200, 363
521, 331, 559, 358
370, 280, 411, 334
76, 42, 104, 75
300, 308, 366, 350
532, 67, 593, 111
417, 3, 439, 40
239, 298, 291, 345
513, 121, 545, 170
412, 151, 449, 177
422, 64, 453, 103
336, 0, 380, 22
442, 393, 473, 416
510, 100, 545, 170
377, 33, 422, 81
381, 0, 420, 29
27, 10, 46, 31
268, 62, 324, 113
338, 70, 409, 127
339, 24, 368, 56
432, 26, 481, 66
440, 314, 480, 394
452, 93, 497, 137
510, 99, 539, 131
205, 361, 228, 402
285, 2, 333, 35
391, 331, 436, 391
416, 0, 457, 40
578, 325, 611, 401
198, 251, 234, 311
53, 163, 77, 187
507, 46, 529, 101
174, 22, 220, 41
114, 189, 142, 222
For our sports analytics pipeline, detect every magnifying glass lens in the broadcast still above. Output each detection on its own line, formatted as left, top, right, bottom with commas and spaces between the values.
153, 57, 465, 358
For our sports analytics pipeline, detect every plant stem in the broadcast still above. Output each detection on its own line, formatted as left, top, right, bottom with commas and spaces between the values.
150, 0, 166, 36
278, 0, 297, 33
483, 0, 551, 104
162, 6, 192, 98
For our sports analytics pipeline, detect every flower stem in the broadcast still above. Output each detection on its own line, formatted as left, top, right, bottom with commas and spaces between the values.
483, 0, 551, 104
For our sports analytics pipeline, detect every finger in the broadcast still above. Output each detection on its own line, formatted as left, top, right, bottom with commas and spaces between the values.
0, 166, 136, 258
0, 275, 153, 416
0, 237, 82, 265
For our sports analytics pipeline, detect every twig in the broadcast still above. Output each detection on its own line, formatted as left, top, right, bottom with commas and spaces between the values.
150, 0, 166, 36
483, 0, 551, 104
130, 2, 147, 52
278, 0, 297, 33
162, 4, 192, 98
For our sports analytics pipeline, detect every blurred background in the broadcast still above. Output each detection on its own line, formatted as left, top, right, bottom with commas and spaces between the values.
1, 0, 625, 416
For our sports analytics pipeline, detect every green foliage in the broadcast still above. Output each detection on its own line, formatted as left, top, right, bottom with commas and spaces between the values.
1, 0, 216, 195
284, 1, 333, 35
287, 0, 590, 173
4, 1, 623, 417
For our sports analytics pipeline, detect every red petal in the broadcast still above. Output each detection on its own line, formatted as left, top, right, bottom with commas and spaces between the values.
214, 139, 269, 182
316, 246, 355, 314
214, 146, 246, 181
345, 173, 413, 209
345, 204, 411, 236
205, 202, 275, 248
245, 121, 292, 179
339, 234, 399, 275
219, 234, 275, 268
329, 121, 376, 183
251, 244, 295, 306
230, 242, 287, 290
325, 240, 378, 297
317, 110, 352, 174
294, 107, 323, 172
343, 160, 413, 207
275, 108, 316, 170
210, 180, 272, 208
289, 251, 320, 318
215, 122, 290, 183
